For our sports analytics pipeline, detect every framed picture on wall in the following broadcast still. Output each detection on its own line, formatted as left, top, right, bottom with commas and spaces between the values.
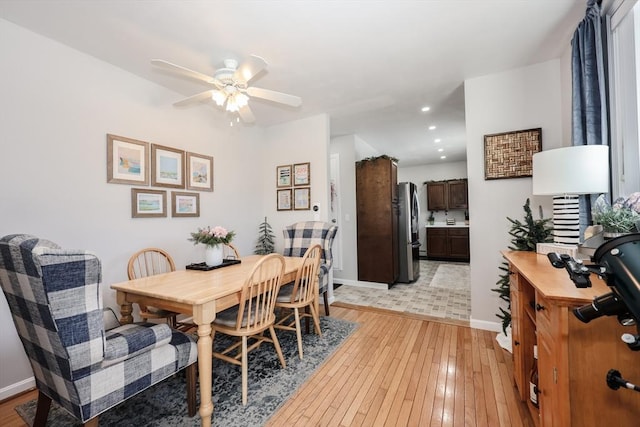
131, 188, 167, 218
106, 134, 150, 185
276, 164, 292, 187
277, 189, 292, 211
171, 191, 200, 217
484, 128, 542, 180
151, 144, 185, 188
186, 152, 214, 192
293, 162, 310, 186
294, 187, 310, 210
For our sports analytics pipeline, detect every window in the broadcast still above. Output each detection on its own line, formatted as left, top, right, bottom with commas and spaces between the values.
607, 0, 640, 198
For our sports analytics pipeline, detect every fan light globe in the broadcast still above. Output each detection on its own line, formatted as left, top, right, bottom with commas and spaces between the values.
211, 90, 226, 106
235, 93, 249, 108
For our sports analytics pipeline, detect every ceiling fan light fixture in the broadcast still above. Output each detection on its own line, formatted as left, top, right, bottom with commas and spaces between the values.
154, 55, 298, 124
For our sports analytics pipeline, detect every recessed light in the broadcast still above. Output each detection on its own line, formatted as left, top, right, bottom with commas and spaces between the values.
421, 106, 430, 112
434, 138, 441, 143
428, 125, 436, 130
440, 155, 447, 159
438, 148, 444, 152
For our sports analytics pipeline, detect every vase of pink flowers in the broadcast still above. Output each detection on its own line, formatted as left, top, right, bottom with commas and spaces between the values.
189, 226, 236, 266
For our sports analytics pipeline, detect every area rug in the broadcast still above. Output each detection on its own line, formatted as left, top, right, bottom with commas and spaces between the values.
15, 316, 357, 427
429, 264, 470, 290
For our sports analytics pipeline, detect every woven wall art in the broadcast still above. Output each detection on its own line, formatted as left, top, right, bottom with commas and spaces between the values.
484, 128, 542, 180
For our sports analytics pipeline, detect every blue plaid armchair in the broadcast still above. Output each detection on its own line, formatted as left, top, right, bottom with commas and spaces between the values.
0, 234, 198, 426
283, 221, 338, 315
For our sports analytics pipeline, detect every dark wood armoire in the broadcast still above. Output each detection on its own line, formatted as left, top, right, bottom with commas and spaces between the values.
355, 156, 399, 284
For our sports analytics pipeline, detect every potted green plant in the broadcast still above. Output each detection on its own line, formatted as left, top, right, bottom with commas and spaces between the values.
592, 194, 640, 239
492, 199, 553, 334
254, 217, 275, 254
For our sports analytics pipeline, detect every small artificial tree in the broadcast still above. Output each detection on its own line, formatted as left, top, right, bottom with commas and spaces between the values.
254, 216, 276, 255
492, 198, 553, 333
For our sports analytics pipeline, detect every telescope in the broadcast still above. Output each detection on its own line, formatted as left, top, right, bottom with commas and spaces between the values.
548, 233, 640, 327
548, 234, 640, 394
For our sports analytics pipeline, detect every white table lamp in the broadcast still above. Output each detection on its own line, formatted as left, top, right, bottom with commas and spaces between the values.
532, 145, 609, 245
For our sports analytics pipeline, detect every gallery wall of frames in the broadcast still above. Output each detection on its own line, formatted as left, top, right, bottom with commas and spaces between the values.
276, 162, 311, 211
106, 134, 213, 218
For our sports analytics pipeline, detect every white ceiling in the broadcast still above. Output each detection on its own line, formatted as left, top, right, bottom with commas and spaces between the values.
0, 0, 587, 166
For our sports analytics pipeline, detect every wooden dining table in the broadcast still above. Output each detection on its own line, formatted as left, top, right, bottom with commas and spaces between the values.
110, 254, 304, 427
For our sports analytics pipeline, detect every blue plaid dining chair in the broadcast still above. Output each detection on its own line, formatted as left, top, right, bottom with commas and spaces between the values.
0, 234, 198, 426
282, 221, 338, 315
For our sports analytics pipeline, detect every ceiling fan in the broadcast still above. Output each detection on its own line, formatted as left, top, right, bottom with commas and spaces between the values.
151, 55, 302, 123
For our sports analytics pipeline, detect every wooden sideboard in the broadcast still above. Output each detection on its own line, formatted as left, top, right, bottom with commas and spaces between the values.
503, 250, 640, 427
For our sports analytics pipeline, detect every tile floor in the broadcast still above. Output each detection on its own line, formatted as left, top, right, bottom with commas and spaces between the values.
332, 260, 471, 321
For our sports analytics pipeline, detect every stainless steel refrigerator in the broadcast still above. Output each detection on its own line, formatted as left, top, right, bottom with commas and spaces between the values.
397, 182, 421, 282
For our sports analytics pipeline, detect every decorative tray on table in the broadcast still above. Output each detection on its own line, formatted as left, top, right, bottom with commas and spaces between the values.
186, 259, 241, 271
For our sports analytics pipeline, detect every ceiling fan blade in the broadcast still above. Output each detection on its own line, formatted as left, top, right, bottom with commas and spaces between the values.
247, 86, 302, 107
233, 55, 268, 84
173, 90, 214, 107
151, 59, 215, 85
239, 105, 256, 123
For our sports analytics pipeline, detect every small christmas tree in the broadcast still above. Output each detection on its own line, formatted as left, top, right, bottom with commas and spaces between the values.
492, 199, 553, 333
254, 217, 275, 255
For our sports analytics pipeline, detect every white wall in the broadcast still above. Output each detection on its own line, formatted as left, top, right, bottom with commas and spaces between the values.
0, 19, 330, 398
464, 59, 564, 332
398, 162, 468, 256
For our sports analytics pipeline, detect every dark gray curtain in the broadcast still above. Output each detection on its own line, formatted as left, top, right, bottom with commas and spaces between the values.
571, 0, 608, 238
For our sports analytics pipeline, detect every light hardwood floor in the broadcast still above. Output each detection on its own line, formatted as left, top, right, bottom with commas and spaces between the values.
0, 304, 533, 427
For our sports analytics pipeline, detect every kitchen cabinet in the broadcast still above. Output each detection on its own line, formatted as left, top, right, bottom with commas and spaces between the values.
426, 182, 447, 211
504, 250, 640, 427
426, 179, 468, 211
447, 180, 468, 209
355, 156, 399, 284
426, 227, 469, 261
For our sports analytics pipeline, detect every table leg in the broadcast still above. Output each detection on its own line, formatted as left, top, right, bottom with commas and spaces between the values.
197, 321, 214, 427
192, 301, 217, 427
116, 292, 133, 324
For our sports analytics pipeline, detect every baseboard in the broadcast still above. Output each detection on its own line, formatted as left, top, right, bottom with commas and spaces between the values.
470, 317, 502, 332
0, 376, 35, 401
333, 278, 389, 290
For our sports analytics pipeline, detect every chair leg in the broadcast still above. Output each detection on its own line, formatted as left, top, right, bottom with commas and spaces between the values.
242, 336, 248, 406
168, 315, 177, 328
323, 291, 330, 316
294, 308, 304, 359
305, 305, 311, 334
269, 325, 287, 369
186, 363, 197, 417
33, 391, 51, 427
309, 303, 323, 337
83, 417, 99, 427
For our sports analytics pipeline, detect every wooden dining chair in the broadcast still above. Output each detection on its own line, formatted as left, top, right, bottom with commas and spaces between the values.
274, 244, 322, 359
211, 253, 286, 405
223, 243, 240, 260
127, 247, 179, 327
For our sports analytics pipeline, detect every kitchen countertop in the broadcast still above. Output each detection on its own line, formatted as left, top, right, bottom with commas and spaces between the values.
425, 222, 469, 228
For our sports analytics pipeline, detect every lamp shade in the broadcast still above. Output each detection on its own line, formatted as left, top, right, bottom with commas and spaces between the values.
532, 145, 609, 195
